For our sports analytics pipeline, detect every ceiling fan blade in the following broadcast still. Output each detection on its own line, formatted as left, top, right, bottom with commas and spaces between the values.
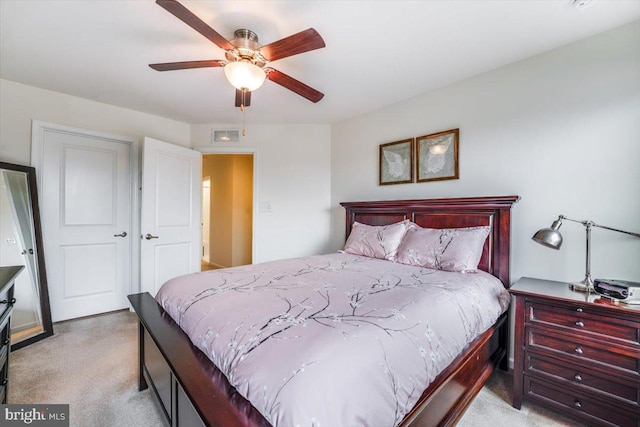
156, 0, 235, 51
149, 60, 225, 71
259, 28, 325, 62
266, 69, 324, 103
235, 89, 252, 107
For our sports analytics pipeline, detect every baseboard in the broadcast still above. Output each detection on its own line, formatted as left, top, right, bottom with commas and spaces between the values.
207, 262, 227, 269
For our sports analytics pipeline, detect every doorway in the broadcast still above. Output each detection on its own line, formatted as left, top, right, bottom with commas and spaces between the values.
201, 154, 254, 270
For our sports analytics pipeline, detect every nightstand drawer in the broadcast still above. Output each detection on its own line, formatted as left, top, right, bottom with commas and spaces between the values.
525, 377, 639, 427
527, 327, 640, 377
527, 301, 640, 345
526, 351, 640, 407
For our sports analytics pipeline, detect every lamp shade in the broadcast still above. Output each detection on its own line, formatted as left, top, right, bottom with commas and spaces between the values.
532, 218, 564, 249
224, 61, 266, 91
532, 228, 563, 249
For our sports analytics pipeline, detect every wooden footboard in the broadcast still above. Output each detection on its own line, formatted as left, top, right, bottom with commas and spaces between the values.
129, 293, 508, 427
129, 292, 271, 427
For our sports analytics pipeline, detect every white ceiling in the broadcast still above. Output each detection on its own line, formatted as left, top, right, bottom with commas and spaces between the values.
1, 1, 638, 125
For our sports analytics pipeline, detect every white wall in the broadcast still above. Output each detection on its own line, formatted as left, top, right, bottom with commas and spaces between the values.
0, 79, 191, 165
331, 21, 640, 286
0, 79, 332, 273
192, 124, 332, 264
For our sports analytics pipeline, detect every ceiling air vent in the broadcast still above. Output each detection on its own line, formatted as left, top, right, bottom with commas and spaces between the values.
212, 130, 240, 143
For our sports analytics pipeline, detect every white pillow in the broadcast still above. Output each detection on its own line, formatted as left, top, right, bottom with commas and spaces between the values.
342, 220, 412, 261
396, 225, 490, 272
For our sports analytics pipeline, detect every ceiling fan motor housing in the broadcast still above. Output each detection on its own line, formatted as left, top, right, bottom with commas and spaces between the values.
226, 29, 266, 67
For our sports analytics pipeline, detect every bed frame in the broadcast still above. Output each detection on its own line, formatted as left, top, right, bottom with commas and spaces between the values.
128, 195, 519, 427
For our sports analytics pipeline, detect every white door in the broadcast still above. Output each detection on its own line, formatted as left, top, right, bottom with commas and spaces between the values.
32, 122, 136, 322
141, 137, 201, 296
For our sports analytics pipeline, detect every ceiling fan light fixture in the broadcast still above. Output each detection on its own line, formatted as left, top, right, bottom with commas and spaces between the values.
224, 61, 266, 91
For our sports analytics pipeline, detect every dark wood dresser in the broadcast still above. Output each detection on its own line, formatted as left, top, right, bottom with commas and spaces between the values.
0, 265, 22, 404
511, 276, 640, 427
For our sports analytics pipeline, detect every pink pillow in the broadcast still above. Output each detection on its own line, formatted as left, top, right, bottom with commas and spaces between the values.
342, 220, 411, 261
396, 226, 490, 272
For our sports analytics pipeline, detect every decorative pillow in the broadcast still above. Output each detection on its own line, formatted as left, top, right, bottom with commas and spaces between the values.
342, 220, 411, 261
396, 225, 490, 272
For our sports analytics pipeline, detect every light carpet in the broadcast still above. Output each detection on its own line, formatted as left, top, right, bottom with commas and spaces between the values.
9, 310, 585, 427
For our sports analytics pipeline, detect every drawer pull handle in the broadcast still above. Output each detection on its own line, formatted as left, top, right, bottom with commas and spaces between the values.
575, 321, 584, 328
574, 374, 582, 382
2, 339, 8, 345
574, 400, 582, 409
0, 379, 7, 386
574, 347, 583, 355
0, 298, 16, 306
576, 308, 583, 313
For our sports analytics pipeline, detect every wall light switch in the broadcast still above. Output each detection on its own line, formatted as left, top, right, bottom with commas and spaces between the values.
259, 202, 272, 213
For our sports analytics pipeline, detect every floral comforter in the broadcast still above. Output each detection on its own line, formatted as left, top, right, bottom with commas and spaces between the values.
156, 253, 510, 427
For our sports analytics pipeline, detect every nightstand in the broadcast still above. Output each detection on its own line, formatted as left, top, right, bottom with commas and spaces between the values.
510, 277, 640, 427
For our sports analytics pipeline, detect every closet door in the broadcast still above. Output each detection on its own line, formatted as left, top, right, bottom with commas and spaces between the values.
32, 121, 135, 322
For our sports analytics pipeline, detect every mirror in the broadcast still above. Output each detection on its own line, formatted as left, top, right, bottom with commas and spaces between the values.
0, 161, 53, 350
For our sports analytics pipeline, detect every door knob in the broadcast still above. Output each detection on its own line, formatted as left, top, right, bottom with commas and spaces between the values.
144, 234, 159, 240
114, 231, 127, 237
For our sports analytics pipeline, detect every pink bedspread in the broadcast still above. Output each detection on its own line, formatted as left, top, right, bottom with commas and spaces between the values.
156, 253, 510, 427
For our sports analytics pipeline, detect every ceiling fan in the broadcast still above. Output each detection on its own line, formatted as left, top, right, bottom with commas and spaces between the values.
149, 0, 326, 109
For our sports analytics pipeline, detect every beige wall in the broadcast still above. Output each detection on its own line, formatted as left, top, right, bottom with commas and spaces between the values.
203, 155, 233, 268
0, 79, 191, 165
231, 155, 253, 267
203, 154, 253, 268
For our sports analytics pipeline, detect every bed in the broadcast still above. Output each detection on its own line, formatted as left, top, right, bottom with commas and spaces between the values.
128, 195, 519, 427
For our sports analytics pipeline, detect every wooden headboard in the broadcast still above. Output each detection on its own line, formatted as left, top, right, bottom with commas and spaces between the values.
340, 195, 520, 288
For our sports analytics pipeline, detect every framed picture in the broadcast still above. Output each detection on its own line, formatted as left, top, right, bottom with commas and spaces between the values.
416, 129, 459, 183
379, 138, 414, 185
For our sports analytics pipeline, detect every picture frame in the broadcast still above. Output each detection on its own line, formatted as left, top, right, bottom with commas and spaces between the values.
379, 138, 414, 185
416, 128, 459, 183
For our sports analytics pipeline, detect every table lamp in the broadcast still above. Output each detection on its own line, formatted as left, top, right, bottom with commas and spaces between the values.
532, 215, 640, 292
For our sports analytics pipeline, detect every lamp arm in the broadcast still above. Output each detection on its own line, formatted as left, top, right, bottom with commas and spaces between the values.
559, 215, 640, 238
592, 223, 640, 238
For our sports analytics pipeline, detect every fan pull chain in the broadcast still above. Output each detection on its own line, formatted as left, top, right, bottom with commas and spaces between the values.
241, 103, 246, 136
241, 90, 247, 136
